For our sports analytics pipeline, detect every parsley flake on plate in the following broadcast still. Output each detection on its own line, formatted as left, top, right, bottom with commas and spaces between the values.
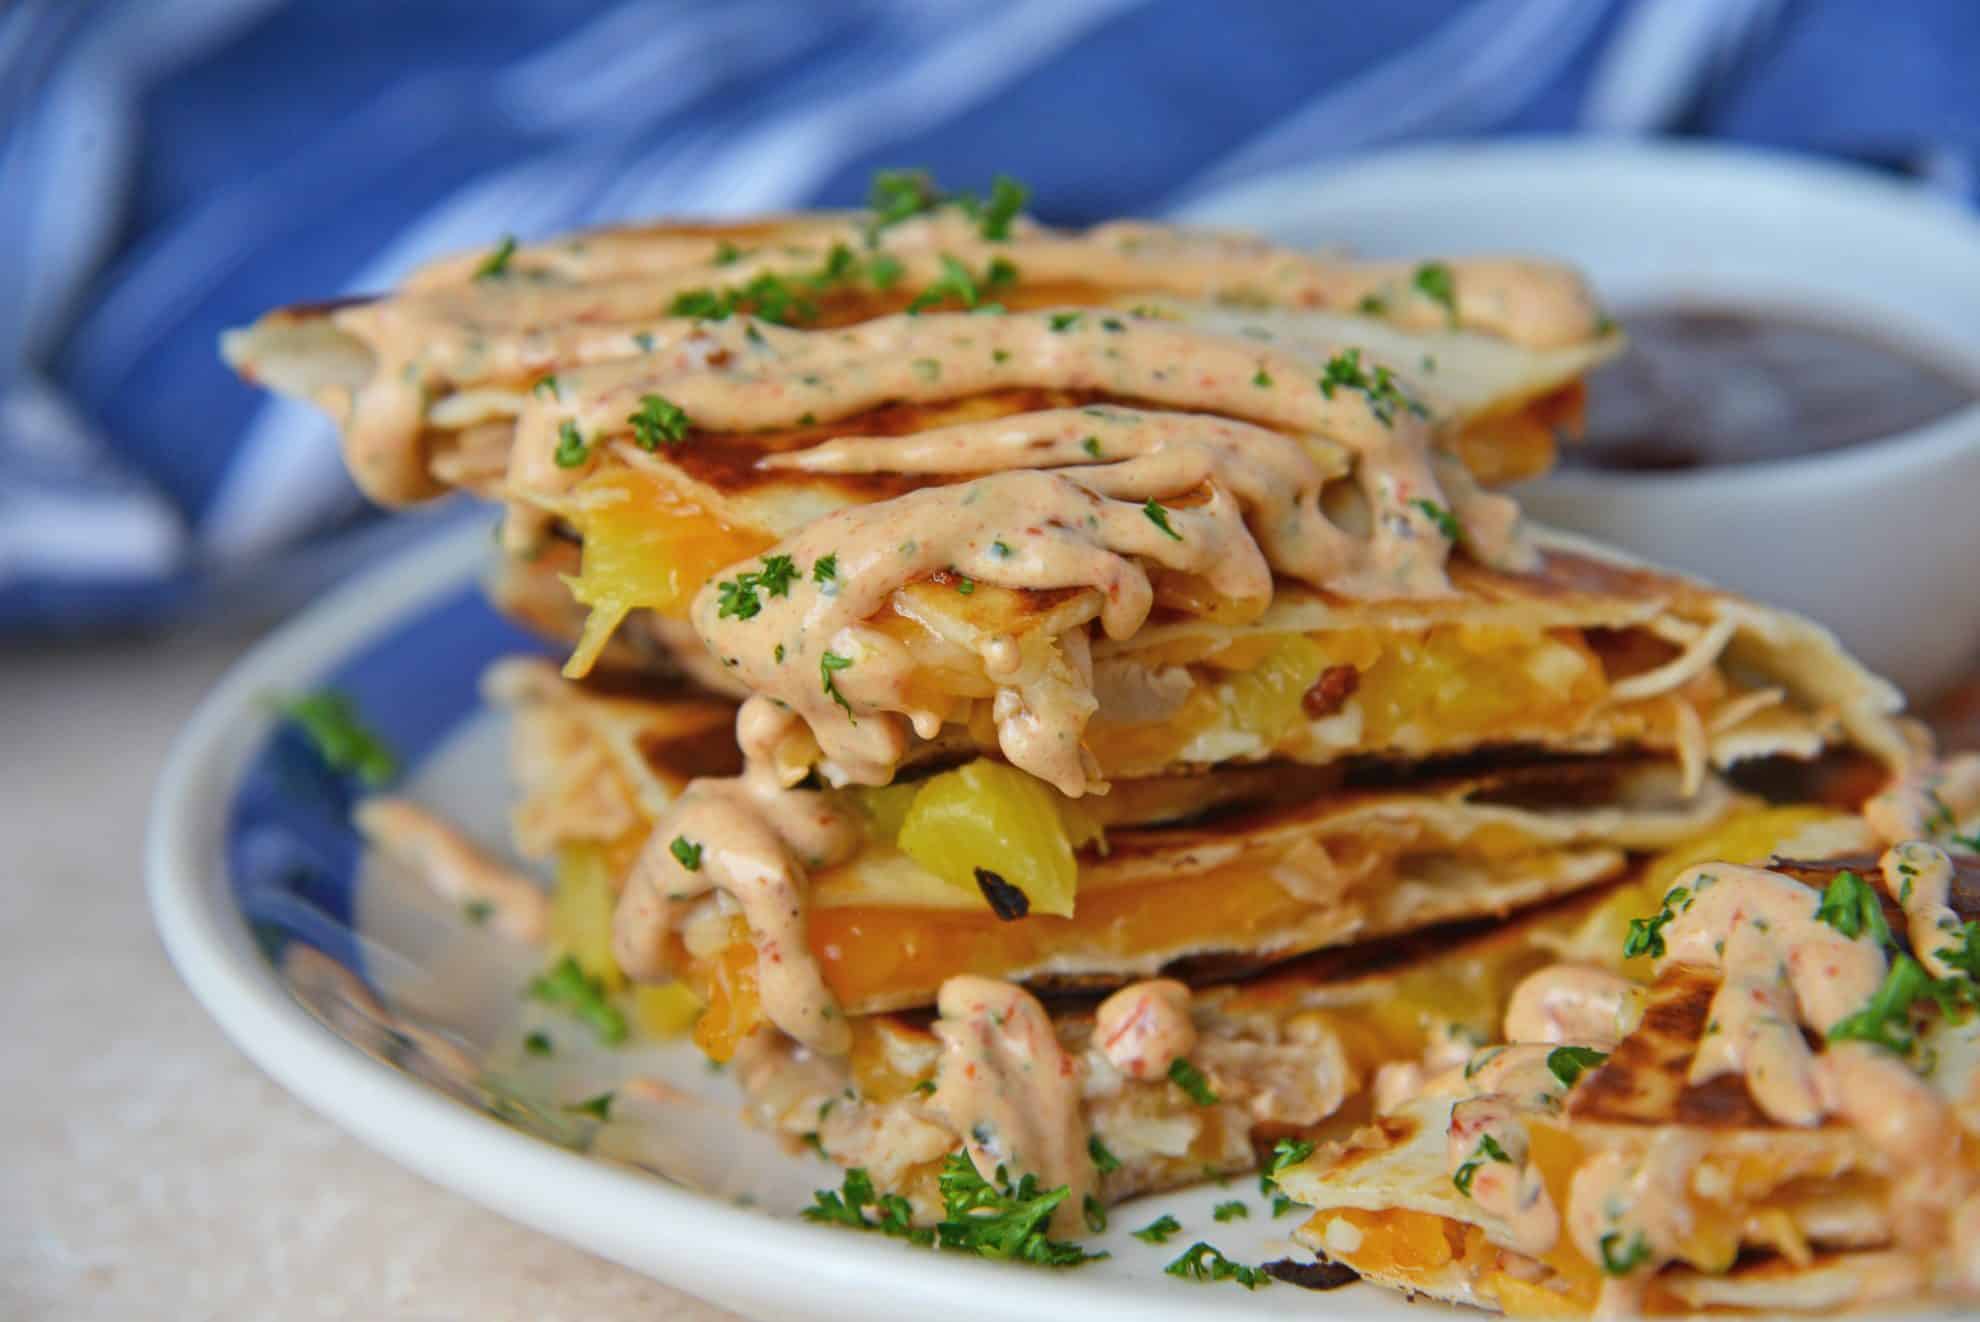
273, 690, 398, 786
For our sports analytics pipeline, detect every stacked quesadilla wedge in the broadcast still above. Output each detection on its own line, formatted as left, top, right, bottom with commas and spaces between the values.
226, 175, 1957, 1289
1276, 762, 1980, 1316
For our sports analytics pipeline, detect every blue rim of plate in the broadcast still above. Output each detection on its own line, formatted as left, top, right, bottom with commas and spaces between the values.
225, 576, 547, 981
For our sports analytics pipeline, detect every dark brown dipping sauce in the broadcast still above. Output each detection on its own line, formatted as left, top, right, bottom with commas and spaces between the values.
1570, 305, 1978, 471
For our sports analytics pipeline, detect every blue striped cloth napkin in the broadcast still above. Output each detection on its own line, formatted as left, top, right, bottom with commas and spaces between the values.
3, 0, 1975, 630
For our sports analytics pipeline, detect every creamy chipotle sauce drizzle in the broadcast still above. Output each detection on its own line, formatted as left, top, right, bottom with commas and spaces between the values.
315, 209, 1601, 1073
354, 797, 550, 943
1092, 978, 1196, 1080
1387, 774, 1980, 1300
929, 976, 1093, 1237
610, 700, 864, 1056
329, 211, 1601, 502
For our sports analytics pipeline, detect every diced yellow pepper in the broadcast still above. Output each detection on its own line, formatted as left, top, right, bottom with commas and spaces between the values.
550, 843, 623, 992
633, 982, 703, 1038
896, 759, 1079, 918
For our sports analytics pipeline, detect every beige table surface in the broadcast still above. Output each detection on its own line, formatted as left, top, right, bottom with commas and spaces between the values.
3, 621, 740, 1322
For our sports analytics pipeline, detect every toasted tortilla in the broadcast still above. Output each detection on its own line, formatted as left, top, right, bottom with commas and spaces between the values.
1276, 852, 1980, 1317
741, 877, 1669, 1222
486, 521, 1918, 793
222, 213, 1618, 508
490, 656, 1764, 1024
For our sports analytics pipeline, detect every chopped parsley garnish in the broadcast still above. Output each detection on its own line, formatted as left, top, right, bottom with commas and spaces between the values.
813, 242, 858, 287
713, 240, 742, 266
967, 174, 1028, 241
1598, 1231, 1651, 1276
714, 576, 762, 621
1048, 311, 1081, 332
669, 836, 704, 871
1167, 1057, 1217, 1105
1083, 1194, 1108, 1233
866, 253, 904, 289
532, 375, 559, 399
714, 555, 800, 620
1212, 1201, 1248, 1222
1317, 348, 1425, 427
553, 420, 590, 468
628, 393, 690, 449
1546, 1045, 1608, 1089
868, 168, 943, 234
812, 553, 838, 585
1815, 869, 1896, 949
821, 651, 856, 719
956, 576, 976, 595
274, 690, 399, 786
1088, 1134, 1121, 1174
803, 1167, 932, 1246
985, 256, 1018, 288
1827, 953, 1964, 1054
1165, 1241, 1270, 1289
670, 271, 818, 326
865, 168, 1029, 244
1257, 1166, 1302, 1214
526, 955, 626, 1046
670, 288, 728, 320
1411, 497, 1463, 541
1252, 367, 1273, 387
912, 357, 940, 381
1413, 261, 1457, 323
523, 1030, 552, 1056
1080, 435, 1102, 458
1356, 293, 1388, 315
473, 235, 517, 280
563, 1091, 614, 1121
755, 554, 798, 599
463, 899, 494, 925
1142, 499, 1182, 541
1133, 1214, 1183, 1244
1260, 1137, 1314, 1194
906, 253, 984, 314
1623, 883, 1694, 960
932, 1153, 1104, 1265
1451, 1133, 1511, 1196
913, 1079, 938, 1096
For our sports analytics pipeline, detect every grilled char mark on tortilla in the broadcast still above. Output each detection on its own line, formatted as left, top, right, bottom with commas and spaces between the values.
1571, 856, 1980, 1131
1569, 964, 1775, 1129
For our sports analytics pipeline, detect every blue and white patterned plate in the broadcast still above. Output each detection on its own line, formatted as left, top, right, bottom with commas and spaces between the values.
147, 513, 1408, 1322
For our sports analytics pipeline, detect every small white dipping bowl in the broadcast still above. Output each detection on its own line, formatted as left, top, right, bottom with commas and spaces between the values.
1180, 140, 1980, 699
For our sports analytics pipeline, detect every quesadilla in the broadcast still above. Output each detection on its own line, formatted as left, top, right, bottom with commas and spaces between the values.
493, 517, 1915, 799
719, 797, 1886, 1239
1275, 765, 1980, 1316
222, 197, 1616, 515
222, 181, 1638, 793
488, 656, 1797, 1065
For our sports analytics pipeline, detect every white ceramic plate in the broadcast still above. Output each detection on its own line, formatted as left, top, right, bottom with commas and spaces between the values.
148, 513, 1415, 1322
